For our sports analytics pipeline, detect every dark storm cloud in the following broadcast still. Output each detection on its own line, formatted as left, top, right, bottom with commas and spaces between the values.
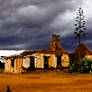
0, 0, 91, 51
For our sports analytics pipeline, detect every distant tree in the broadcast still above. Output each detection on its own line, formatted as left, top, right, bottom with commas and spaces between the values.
74, 8, 87, 63
74, 8, 86, 45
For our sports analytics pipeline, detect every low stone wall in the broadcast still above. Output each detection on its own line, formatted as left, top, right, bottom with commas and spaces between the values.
85, 55, 92, 60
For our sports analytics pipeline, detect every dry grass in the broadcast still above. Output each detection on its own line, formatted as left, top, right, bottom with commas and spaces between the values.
0, 70, 92, 92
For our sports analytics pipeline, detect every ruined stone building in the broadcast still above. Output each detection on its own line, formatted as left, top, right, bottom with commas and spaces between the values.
4, 34, 70, 74
4, 34, 92, 74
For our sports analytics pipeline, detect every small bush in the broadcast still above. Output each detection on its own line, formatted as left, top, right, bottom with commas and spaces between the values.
69, 61, 79, 73
80, 58, 92, 73
69, 58, 92, 73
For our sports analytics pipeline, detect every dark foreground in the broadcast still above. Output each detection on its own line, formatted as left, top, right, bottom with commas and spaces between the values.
0, 70, 92, 92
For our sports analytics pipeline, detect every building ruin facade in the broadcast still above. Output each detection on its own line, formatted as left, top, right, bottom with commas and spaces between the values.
4, 34, 92, 74
4, 34, 70, 74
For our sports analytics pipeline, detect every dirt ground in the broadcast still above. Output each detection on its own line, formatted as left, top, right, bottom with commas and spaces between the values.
0, 70, 92, 92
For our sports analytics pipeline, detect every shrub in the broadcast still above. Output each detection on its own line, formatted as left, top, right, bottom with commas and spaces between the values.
69, 61, 79, 73
69, 58, 92, 73
80, 58, 92, 73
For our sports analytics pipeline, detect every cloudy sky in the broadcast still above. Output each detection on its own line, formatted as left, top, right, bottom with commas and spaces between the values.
0, 0, 92, 53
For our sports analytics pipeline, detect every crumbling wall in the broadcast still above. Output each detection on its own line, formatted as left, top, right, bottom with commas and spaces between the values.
49, 54, 57, 68
61, 54, 70, 67
14, 58, 23, 74
22, 57, 30, 68
34, 53, 44, 69
34, 53, 57, 69
4, 59, 13, 73
85, 55, 92, 60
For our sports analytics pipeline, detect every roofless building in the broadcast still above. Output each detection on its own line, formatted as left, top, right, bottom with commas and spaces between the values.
4, 34, 70, 74
4, 34, 92, 74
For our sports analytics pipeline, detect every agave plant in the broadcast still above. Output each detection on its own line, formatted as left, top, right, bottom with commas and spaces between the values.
80, 58, 92, 73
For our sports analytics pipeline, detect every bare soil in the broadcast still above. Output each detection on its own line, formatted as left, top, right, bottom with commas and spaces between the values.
0, 70, 92, 92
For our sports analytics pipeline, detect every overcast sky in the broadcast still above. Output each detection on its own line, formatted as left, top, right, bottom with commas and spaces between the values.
0, 0, 92, 53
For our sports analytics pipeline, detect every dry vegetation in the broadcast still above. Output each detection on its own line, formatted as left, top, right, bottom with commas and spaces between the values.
0, 70, 92, 92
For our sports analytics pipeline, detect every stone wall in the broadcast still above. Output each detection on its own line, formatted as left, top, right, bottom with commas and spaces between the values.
34, 53, 57, 69
4, 59, 13, 73
49, 54, 57, 68
85, 55, 92, 60
4, 53, 70, 74
22, 57, 30, 68
34, 53, 45, 69
5, 57, 23, 74
61, 54, 70, 67
14, 58, 23, 74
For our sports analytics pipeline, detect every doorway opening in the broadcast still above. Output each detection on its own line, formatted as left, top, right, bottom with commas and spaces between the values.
44, 56, 50, 69
28, 56, 35, 70
57, 56, 61, 68
11, 58, 15, 67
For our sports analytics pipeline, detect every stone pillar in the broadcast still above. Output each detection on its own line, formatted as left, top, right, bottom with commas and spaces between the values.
5, 59, 13, 73
14, 57, 23, 74
34, 54, 44, 69
22, 57, 30, 68
49, 54, 57, 68
61, 54, 70, 67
